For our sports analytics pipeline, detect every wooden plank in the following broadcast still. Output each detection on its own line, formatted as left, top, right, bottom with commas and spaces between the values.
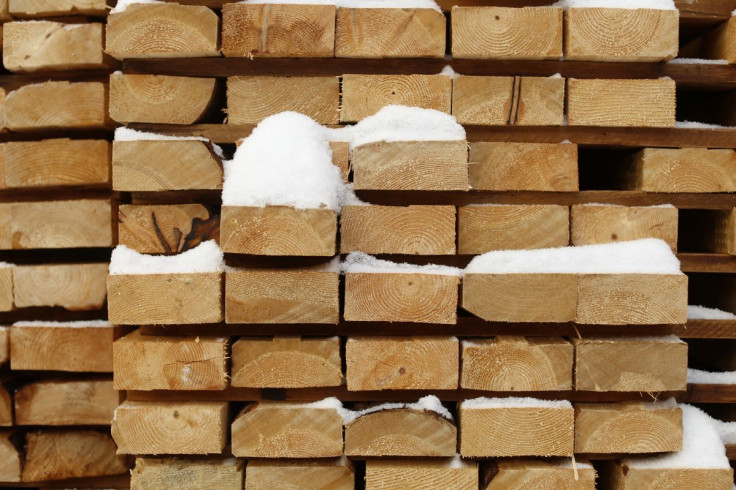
365, 459, 478, 490
13, 263, 107, 310
695, 16, 736, 63
629, 148, 736, 193
231, 402, 343, 458
106, 3, 219, 59
335, 7, 445, 58
14, 379, 118, 426
0, 269, 11, 313
340, 74, 451, 122
112, 401, 228, 455
452, 6, 563, 59
515, 75, 565, 126
226, 265, 339, 324
340, 205, 456, 255
485, 459, 595, 489
0, 431, 20, 483
0, 328, 7, 367
8, 0, 107, 17
571, 204, 679, 250
600, 461, 733, 490
574, 337, 688, 392
221, 3, 335, 58
131, 458, 244, 490
226, 76, 339, 125
461, 337, 573, 391
567, 78, 676, 127
346, 336, 459, 391
246, 459, 353, 490
107, 272, 223, 325
0, 385, 10, 427
220, 206, 336, 256
113, 330, 228, 391
451, 76, 513, 125
231, 336, 342, 388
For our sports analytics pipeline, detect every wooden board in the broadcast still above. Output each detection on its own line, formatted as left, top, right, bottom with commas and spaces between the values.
131, 458, 244, 490
113, 330, 229, 391
451, 76, 513, 125
335, 7, 445, 58
346, 336, 459, 391
485, 459, 596, 489
571, 204, 679, 250
0, 328, 7, 366
231, 402, 343, 458
231, 336, 342, 388
694, 16, 736, 63
0, 431, 20, 483
8, 0, 107, 17
461, 337, 573, 391
0, 385, 10, 426
629, 148, 736, 193
340, 205, 456, 255
13, 263, 107, 310
0, 269, 12, 313
14, 379, 118, 426
365, 460, 478, 490
106, 3, 219, 59
452, 6, 563, 59
107, 272, 223, 325
221, 3, 335, 58
112, 401, 228, 455
515, 76, 566, 126
600, 461, 733, 490
246, 459, 353, 490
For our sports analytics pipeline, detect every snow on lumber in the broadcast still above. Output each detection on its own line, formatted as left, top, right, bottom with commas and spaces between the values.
341, 252, 462, 276
239, 0, 442, 12
315, 395, 453, 424
668, 58, 729, 64
12, 320, 111, 328
114, 127, 224, 158
109, 240, 224, 275
551, 0, 675, 9
111, 0, 163, 14
712, 417, 736, 445
688, 368, 736, 385
688, 305, 736, 320
460, 396, 572, 410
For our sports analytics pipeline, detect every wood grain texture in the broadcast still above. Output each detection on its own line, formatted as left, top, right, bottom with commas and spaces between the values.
112, 401, 228, 455
9, 0, 105, 16
365, 460, 478, 490
246, 460, 353, 490
222, 3, 335, 57
0, 328, 7, 366
346, 336, 459, 391
516, 76, 565, 125
106, 3, 219, 59
689, 15, 735, 63
0, 269, 11, 312
14, 379, 118, 426
131, 458, 244, 490
340, 205, 456, 255
0, 431, 20, 483
486, 459, 596, 489
451, 76, 513, 125
12, 263, 107, 310
0, 386, 10, 427
231, 336, 342, 388
227, 76, 339, 124
113, 330, 228, 391
629, 148, 736, 193
571, 204, 678, 250
601, 461, 733, 490
708, 209, 736, 255
452, 6, 563, 59
335, 7, 445, 58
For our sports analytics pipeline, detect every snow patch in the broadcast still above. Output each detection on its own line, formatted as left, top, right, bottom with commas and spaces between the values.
109, 241, 225, 275
552, 0, 675, 10
239, 0, 442, 13
0, 262, 13, 269
688, 368, 736, 385
676, 121, 731, 129
342, 395, 452, 425
439, 65, 460, 80
461, 397, 572, 409
688, 305, 736, 320
114, 127, 224, 158
111, 0, 163, 14
341, 252, 462, 276
13, 320, 111, 328
668, 58, 729, 65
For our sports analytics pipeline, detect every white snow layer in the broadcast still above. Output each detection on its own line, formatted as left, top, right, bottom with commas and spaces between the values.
342, 395, 452, 425
465, 239, 681, 275
114, 127, 224, 158
0, 262, 13, 268
109, 241, 225, 275
461, 396, 572, 409
676, 121, 730, 129
688, 305, 736, 320
668, 58, 729, 65
688, 368, 736, 385
712, 418, 736, 445
552, 0, 675, 10
111, 0, 163, 14
240, 0, 442, 13
13, 320, 111, 328
342, 252, 463, 276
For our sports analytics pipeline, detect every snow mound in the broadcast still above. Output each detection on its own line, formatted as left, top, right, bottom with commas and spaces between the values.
240, 0, 442, 12
111, 0, 163, 14
552, 0, 675, 10
114, 127, 224, 158
13, 320, 111, 328
342, 252, 462, 276
688, 305, 736, 320
461, 396, 572, 409
109, 240, 224, 275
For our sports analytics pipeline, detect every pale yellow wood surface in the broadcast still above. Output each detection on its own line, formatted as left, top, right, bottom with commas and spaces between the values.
365, 460, 478, 490
486, 459, 596, 489
0, 269, 11, 312
571, 204, 678, 250
451, 76, 513, 125
516, 76, 566, 125
131, 458, 244, 490
14, 379, 118, 426
710, 209, 736, 255
629, 148, 736, 192
246, 460, 353, 490
0, 431, 20, 482
603, 462, 733, 490
696, 16, 736, 63
0, 385, 10, 426
12, 263, 107, 310
9, 0, 107, 17
0, 328, 7, 366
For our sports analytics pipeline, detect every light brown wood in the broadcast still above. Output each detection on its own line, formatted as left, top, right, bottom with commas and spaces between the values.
9, 0, 107, 17
231, 402, 343, 458
485, 459, 596, 489
106, 3, 219, 59
113, 140, 223, 191
365, 459, 478, 490
110, 73, 216, 125
5, 81, 107, 130
0, 431, 20, 483
0, 87, 5, 131
340, 74, 451, 122
451, 76, 513, 125
567, 78, 676, 127
220, 205, 337, 256
0, 385, 10, 426
629, 148, 736, 193
335, 7, 445, 58
352, 140, 468, 191
14, 379, 118, 426
113, 330, 228, 391
690, 16, 735, 64
458, 204, 569, 254
222, 3, 335, 58
468, 142, 578, 191
0, 269, 11, 312
601, 461, 733, 490
707, 209, 736, 255
227, 76, 339, 124
574, 337, 688, 392
452, 6, 563, 59
231, 336, 342, 388
516, 76, 566, 126
571, 204, 679, 250
0, 328, 8, 366
112, 400, 228, 455
12, 263, 107, 310
346, 336, 459, 391
331, 141, 350, 181
340, 205, 456, 255
132, 458, 244, 490
107, 272, 223, 325
345, 272, 459, 324
246, 459, 353, 490
226, 265, 339, 323
461, 337, 573, 391
3, 21, 106, 72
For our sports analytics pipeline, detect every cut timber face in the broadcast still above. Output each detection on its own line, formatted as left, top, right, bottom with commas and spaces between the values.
231, 336, 342, 388
344, 409, 457, 457
0, 269, 11, 312
231, 402, 343, 458
571, 204, 679, 250
106, 3, 220, 59
0, 385, 10, 426
693, 16, 736, 64
565, 8, 679, 61
345, 336, 459, 391
246, 459, 354, 490
0, 328, 7, 366
222, 4, 335, 58
112, 140, 223, 191
567, 78, 676, 127
468, 142, 578, 191
8, 0, 108, 17
112, 401, 228, 455
573, 337, 688, 392
365, 460, 478, 490
461, 337, 573, 391
107, 272, 223, 325
226, 76, 339, 124
340, 74, 451, 122
709, 209, 736, 255
109, 73, 216, 125
574, 402, 682, 454
335, 7, 445, 58
459, 404, 574, 457
132, 458, 244, 490
451, 7, 563, 60
220, 206, 337, 256
629, 148, 736, 193
344, 272, 459, 324
12, 263, 107, 310
352, 140, 468, 191
602, 462, 733, 490
0, 431, 20, 482
340, 205, 456, 255
226, 266, 339, 323
485, 459, 596, 490
516, 76, 566, 126
458, 204, 570, 254
113, 330, 229, 391
14, 379, 118, 426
